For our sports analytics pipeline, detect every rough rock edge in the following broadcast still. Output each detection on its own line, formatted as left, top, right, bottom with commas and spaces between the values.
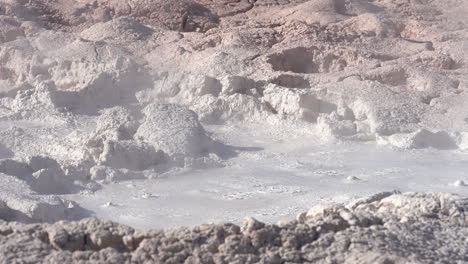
0, 192, 466, 263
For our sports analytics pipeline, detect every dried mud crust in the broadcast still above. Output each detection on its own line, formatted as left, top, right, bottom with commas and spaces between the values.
0, 192, 467, 263
0, 0, 307, 33
0, 0, 221, 32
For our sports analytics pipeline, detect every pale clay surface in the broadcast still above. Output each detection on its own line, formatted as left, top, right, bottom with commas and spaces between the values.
0, 0, 467, 262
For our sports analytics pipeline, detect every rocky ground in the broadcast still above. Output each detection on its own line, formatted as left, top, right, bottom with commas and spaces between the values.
0, 192, 467, 263
0, 0, 468, 262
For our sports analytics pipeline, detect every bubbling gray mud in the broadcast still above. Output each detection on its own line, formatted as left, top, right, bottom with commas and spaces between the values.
67, 130, 468, 229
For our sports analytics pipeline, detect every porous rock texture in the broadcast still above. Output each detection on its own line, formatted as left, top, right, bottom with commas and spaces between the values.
0, 192, 467, 263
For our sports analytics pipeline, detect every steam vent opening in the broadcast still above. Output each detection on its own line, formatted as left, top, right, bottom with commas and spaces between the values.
268, 47, 318, 73
267, 47, 353, 73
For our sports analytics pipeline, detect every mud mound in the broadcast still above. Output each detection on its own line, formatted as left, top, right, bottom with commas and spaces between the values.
135, 103, 217, 161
